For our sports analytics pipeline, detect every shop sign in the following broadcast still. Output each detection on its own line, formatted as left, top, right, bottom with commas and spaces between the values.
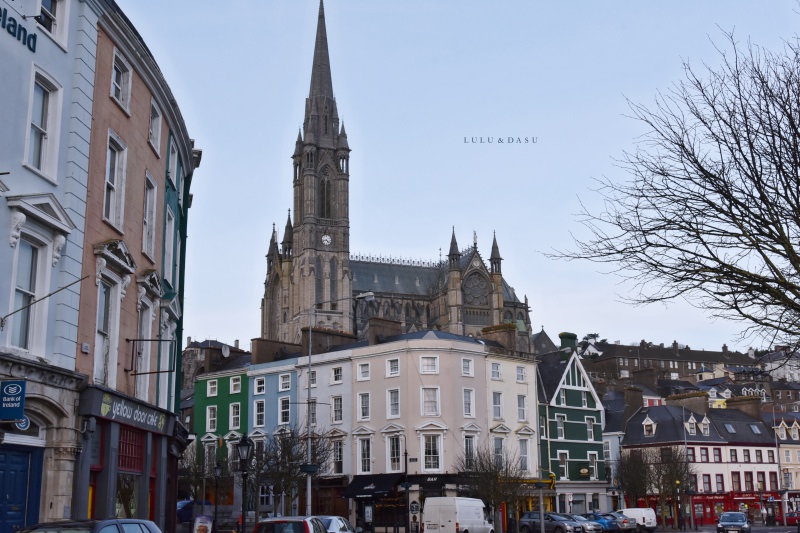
0, 380, 26, 421
100, 393, 166, 432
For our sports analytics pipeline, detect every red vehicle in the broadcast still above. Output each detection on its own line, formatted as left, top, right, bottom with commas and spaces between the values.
785, 512, 799, 526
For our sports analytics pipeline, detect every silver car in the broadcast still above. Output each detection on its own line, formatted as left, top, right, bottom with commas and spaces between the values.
566, 515, 603, 533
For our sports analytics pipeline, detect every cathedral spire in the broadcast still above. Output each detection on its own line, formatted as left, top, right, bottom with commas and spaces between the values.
282, 209, 294, 255
448, 227, 461, 270
490, 231, 502, 274
309, 0, 334, 100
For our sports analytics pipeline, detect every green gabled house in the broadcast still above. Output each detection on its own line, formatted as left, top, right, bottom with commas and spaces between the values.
192, 351, 251, 504
537, 332, 609, 514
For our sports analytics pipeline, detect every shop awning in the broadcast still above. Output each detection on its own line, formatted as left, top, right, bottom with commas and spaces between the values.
342, 473, 404, 499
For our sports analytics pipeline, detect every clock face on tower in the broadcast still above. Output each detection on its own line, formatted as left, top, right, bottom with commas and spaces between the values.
321, 234, 332, 246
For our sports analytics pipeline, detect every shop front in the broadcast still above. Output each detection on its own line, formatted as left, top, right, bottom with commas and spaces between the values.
72, 386, 187, 531
343, 474, 405, 533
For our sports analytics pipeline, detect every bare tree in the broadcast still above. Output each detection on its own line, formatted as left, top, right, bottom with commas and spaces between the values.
232, 425, 334, 517
556, 31, 800, 351
178, 442, 212, 501
617, 448, 655, 506
649, 447, 694, 528
454, 440, 530, 526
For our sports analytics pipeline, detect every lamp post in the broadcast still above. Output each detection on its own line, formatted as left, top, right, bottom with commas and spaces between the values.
237, 435, 254, 533
402, 446, 410, 533
685, 489, 696, 531
676, 480, 682, 531
304, 291, 375, 516
214, 462, 222, 533
774, 404, 788, 526
534, 480, 547, 533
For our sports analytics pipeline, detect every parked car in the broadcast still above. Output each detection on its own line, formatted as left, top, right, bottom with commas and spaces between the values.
315, 516, 356, 533
716, 512, 750, 533
616, 509, 656, 533
564, 514, 602, 533
177, 499, 213, 523
581, 514, 619, 532
786, 512, 799, 526
519, 512, 584, 533
253, 517, 327, 533
20, 519, 162, 533
606, 513, 636, 533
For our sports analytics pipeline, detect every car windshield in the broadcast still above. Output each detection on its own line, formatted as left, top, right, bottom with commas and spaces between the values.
571, 516, 589, 522
319, 519, 333, 529
549, 515, 570, 521
177, 501, 191, 509
720, 513, 746, 522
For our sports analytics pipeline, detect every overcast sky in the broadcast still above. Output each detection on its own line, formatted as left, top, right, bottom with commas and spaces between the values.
117, 1, 798, 353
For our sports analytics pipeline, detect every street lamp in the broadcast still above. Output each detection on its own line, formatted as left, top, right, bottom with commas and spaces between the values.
237, 436, 254, 533
214, 462, 222, 533
402, 445, 410, 533
685, 489, 696, 531
534, 480, 547, 533
676, 480, 682, 531
773, 404, 788, 526
305, 291, 375, 516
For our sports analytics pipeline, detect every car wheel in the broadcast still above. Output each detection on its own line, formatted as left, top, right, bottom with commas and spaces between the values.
521, 526, 530, 533
554, 527, 564, 533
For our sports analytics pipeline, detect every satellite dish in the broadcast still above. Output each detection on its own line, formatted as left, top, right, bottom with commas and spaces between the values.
222, 345, 230, 358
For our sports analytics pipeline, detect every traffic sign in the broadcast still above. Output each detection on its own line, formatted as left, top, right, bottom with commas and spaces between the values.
410, 501, 420, 514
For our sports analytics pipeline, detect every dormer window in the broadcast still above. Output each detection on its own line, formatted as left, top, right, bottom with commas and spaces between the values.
792, 426, 798, 440
701, 417, 710, 436
643, 416, 656, 437
688, 417, 697, 435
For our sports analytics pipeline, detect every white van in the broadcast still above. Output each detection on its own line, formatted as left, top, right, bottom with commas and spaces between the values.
617, 508, 656, 533
422, 497, 494, 533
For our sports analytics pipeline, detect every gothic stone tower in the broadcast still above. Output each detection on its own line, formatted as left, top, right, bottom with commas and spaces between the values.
262, 1, 353, 344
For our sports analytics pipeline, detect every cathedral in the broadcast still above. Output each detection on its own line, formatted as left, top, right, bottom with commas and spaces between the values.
259, 1, 532, 356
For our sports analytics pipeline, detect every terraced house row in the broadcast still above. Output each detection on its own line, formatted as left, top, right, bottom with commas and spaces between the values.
187, 329, 607, 530
1, 1, 200, 532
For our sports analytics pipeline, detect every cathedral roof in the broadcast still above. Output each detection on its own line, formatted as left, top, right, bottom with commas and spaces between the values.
350, 255, 524, 305
351, 259, 443, 296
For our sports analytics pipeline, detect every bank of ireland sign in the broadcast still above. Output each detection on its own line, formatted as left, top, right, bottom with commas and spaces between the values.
0, 380, 26, 421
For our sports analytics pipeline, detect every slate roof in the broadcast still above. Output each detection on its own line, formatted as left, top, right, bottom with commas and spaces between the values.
622, 405, 725, 446
284, 329, 504, 358
213, 353, 252, 373
657, 379, 699, 397
588, 341, 755, 365
707, 407, 775, 445
531, 329, 558, 354
186, 339, 248, 355
351, 245, 524, 304
536, 352, 572, 403
758, 350, 799, 364
602, 390, 626, 433
773, 381, 800, 391
697, 377, 731, 387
